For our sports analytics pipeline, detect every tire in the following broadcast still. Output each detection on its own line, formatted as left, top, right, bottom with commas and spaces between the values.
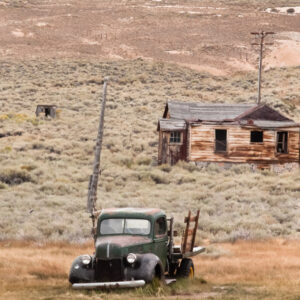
177, 258, 194, 279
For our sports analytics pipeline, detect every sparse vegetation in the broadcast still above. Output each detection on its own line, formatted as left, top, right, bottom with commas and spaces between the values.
0, 59, 299, 242
0, 169, 33, 185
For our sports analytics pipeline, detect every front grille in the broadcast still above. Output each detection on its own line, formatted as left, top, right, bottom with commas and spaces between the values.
95, 259, 123, 282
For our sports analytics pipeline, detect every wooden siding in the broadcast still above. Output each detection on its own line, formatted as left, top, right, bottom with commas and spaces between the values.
190, 124, 300, 163
158, 130, 187, 165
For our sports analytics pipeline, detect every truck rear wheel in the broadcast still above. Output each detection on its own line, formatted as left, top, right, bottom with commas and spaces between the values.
177, 258, 194, 278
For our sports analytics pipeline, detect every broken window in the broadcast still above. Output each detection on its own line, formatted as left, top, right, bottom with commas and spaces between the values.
251, 131, 263, 143
154, 217, 167, 237
215, 129, 227, 152
170, 131, 181, 143
45, 107, 51, 117
276, 132, 288, 153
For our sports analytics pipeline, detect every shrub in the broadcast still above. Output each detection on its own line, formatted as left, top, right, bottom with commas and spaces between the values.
176, 161, 198, 173
0, 170, 33, 185
136, 156, 152, 166
150, 171, 170, 184
21, 165, 37, 172
286, 8, 295, 14
159, 164, 172, 173
176, 175, 196, 185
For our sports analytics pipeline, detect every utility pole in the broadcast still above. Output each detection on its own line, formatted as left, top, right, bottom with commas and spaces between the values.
87, 77, 109, 239
251, 31, 274, 104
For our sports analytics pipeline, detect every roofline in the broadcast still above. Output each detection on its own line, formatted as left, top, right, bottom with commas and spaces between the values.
233, 103, 293, 122
233, 104, 262, 121
188, 120, 300, 129
100, 208, 165, 218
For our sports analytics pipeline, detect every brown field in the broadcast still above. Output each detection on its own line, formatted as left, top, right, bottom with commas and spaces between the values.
0, 239, 299, 299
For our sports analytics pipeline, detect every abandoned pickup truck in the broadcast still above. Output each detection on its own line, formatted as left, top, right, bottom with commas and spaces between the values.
69, 207, 204, 289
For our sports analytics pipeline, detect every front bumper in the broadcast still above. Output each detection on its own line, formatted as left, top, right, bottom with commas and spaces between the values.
72, 280, 146, 289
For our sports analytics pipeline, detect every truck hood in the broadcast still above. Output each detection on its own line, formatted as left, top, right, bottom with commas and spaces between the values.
95, 235, 152, 259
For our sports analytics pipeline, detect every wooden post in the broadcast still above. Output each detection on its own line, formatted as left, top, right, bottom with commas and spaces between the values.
190, 209, 200, 251
182, 210, 191, 254
87, 78, 109, 238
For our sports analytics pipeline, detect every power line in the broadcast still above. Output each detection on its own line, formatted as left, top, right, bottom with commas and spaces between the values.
251, 31, 275, 104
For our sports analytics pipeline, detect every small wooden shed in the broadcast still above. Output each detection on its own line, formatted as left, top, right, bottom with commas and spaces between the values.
157, 101, 300, 168
36, 105, 57, 118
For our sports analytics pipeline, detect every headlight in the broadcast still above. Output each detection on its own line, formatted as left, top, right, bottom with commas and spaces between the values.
81, 255, 91, 265
127, 253, 137, 264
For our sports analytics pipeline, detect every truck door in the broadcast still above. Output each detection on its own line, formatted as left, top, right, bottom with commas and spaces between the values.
153, 216, 168, 269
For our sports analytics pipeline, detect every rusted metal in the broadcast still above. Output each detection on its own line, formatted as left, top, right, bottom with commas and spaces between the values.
96, 235, 152, 248
168, 217, 174, 262
69, 208, 206, 288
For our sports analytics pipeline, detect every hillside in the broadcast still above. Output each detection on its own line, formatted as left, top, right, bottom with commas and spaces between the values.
0, 59, 299, 241
0, 0, 300, 74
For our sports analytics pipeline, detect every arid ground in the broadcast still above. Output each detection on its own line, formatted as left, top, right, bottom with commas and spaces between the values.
0, 0, 300, 74
0, 239, 300, 299
0, 0, 300, 299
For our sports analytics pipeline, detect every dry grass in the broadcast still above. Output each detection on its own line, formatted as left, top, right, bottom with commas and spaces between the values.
197, 239, 300, 289
0, 59, 299, 242
0, 240, 299, 299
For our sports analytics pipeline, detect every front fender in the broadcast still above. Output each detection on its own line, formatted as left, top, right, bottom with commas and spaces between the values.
125, 253, 164, 283
69, 255, 95, 284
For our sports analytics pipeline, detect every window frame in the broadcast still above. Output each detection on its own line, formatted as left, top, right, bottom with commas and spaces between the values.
169, 131, 181, 144
250, 131, 264, 144
154, 216, 167, 238
276, 131, 288, 154
215, 129, 227, 153
99, 218, 151, 236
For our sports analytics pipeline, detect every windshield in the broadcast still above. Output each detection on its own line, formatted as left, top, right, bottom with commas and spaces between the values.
100, 218, 151, 235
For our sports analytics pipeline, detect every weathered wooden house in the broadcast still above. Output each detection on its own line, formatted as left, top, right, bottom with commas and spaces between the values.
157, 101, 300, 169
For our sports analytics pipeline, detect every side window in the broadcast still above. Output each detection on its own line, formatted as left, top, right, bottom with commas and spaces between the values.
276, 131, 288, 153
250, 131, 263, 143
170, 131, 181, 143
154, 217, 167, 237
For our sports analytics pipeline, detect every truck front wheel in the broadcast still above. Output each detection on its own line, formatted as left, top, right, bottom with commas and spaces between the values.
177, 258, 194, 279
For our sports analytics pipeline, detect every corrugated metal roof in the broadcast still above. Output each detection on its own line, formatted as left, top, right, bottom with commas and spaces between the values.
167, 101, 256, 121
158, 118, 186, 131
